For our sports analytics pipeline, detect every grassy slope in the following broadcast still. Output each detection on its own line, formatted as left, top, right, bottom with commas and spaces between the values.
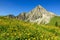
48, 16, 60, 26
0, 16, 60, 40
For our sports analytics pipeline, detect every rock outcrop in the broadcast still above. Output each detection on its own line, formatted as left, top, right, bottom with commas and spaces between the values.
17, 12, 28, 20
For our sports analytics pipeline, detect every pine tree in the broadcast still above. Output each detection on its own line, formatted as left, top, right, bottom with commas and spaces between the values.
55, 21, 58, 27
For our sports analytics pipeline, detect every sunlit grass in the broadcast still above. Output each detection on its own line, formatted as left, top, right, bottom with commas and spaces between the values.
0, 16, 60, 40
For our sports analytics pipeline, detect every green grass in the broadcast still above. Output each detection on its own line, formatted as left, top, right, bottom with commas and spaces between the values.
0, 16, 60, 40
48, 16, 60, 26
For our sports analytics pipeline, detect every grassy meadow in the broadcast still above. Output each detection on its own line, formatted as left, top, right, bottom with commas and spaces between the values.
0, 16, 60, 40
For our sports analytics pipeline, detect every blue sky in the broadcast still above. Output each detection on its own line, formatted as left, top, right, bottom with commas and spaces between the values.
0, 0, 60, 16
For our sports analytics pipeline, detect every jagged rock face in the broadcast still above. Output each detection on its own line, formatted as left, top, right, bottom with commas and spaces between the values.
17, 5, 55, 24
26, 5, 55, 24
17, 12, 28, 20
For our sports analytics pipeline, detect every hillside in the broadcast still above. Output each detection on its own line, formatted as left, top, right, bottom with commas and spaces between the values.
0, 16, 60, 40
48, 16, 60, 26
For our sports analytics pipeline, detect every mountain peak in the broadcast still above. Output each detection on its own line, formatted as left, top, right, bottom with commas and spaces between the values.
37, 5, 42, 7
17, 5, 55, 24
36, 5, 43, 9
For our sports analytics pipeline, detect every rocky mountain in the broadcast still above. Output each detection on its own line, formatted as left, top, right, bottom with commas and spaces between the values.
17, 12, 28, 20
17, 5, 56, 24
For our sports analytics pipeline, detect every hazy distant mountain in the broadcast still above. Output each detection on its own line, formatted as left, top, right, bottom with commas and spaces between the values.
17, 5, 56, 24
5, 14, 16, 19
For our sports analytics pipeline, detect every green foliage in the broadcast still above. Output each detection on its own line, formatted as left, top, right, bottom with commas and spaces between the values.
55, 21, 58, 27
